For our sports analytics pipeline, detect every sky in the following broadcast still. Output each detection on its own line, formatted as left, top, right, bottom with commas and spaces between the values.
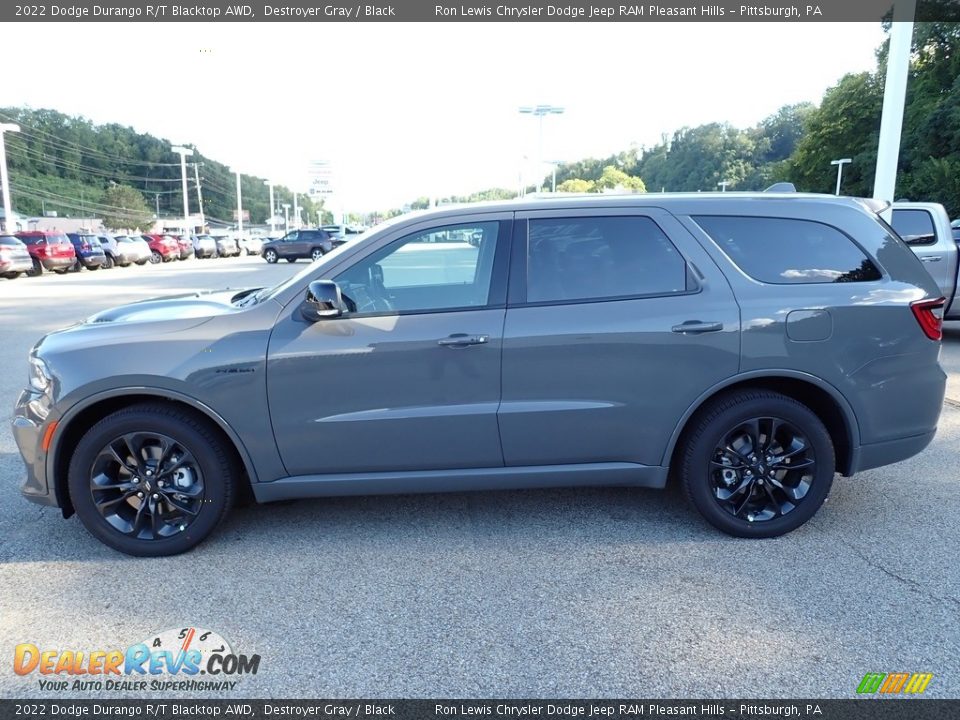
2, 22, 887, 212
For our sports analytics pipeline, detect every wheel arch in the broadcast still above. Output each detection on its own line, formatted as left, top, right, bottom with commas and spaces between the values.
49, 388, 259, 517
663, 371, 860, 477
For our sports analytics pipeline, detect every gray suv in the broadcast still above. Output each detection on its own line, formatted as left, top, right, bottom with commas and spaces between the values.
12, 194, 947, 555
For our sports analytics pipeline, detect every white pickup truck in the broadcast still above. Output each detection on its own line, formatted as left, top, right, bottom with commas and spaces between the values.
892, 201, 960, 320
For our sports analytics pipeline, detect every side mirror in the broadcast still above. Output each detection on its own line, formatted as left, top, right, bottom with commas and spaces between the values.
301, 280, 344, 322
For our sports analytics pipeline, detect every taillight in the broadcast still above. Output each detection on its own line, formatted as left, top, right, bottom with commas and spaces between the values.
910, 297, 945, 341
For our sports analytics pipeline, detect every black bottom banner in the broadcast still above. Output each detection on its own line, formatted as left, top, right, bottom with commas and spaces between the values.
0, 700, 956, 720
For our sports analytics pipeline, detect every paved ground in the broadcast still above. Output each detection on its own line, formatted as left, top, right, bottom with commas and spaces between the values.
0, 257, 958, 699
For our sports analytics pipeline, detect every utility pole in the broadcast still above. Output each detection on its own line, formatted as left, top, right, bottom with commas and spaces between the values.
171, 145, 193, 236
234, 169, 243, 240
873, 0, 916, 221
282, 203, 291, 233
193, 163, 205, 230
293, 192, 300, 230
831, 158, 852, 196
264, 180, 275, 235
155, 193, 160, 218
0, 123, 19, 233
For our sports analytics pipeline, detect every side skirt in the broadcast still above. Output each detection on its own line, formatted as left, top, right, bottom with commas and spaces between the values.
252, 462, 669, 503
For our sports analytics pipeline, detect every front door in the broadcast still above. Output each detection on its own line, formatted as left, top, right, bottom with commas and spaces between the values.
267, 215, 512, 476
498, 208, 741, 469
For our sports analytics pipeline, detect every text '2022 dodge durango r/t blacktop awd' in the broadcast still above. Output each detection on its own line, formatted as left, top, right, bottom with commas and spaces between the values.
13, 193, 947, 555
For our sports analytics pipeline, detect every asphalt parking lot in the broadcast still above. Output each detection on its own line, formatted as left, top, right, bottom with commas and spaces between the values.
0, 256, 959, 699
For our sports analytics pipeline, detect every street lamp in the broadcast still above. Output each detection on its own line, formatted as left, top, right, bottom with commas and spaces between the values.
717, 180, 730, 192
831, 158, 852, 196
193, 163, 205, 231
519, 104, 565, 192
264, 180, 275, 234
282, 203, 291, 234
171, 146, 193, 236
0, 123, 20, 233
233, 169, 243, 240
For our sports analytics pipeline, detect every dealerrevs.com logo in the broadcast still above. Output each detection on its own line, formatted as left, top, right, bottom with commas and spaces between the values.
13, 627, 260, 693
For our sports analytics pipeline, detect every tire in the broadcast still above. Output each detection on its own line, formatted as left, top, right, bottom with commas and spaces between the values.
286, 257, 297, 263
136, 259, 149, 266
149, 250, 162, 264
2, 271, 21, 279
54, 268, 70, 274
27, 258, 43, 277
310, 248, 324, 262
264, 249, 278, 264
103, 254, 115, 270
67, 403, 236, 556
678, 389, 835, 538
88, 265, 100, 271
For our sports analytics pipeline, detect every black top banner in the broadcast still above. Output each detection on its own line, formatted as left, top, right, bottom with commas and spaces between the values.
0, 700, 958, 720
4, 0, 960, 23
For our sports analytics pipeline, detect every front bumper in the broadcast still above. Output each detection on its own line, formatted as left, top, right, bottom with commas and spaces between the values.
12, 387, 59, 508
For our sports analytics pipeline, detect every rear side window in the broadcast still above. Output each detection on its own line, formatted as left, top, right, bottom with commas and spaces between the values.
694, 216, 881, 284
891, 209, 936, 246
526, 216, 688, 303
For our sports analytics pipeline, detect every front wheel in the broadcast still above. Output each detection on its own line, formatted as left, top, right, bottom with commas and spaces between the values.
103, 254, 115, 269
27, 258, 43, 277
264, 249, 278, 264
68, 404, 236, 556
149, 250, 162, 264
678, 389, 835, 538
310, 248, 324, 262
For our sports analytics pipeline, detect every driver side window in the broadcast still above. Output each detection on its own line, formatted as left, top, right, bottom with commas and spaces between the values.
284, 232, 299, 242
333, 221, 501, 315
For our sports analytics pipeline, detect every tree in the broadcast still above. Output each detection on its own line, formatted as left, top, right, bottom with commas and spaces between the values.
594, 165, 646, 192
556, 178, 594, 193
100, 184, 154, 230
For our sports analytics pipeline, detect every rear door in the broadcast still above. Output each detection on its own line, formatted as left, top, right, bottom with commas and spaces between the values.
498, 207, 740, 469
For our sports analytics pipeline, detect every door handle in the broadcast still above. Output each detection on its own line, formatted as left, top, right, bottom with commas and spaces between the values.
671, 321, 723, 334
920, 256, 943, 263
437, 334, 490, 347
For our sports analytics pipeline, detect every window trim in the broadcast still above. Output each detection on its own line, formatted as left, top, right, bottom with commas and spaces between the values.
508, 212, 699, 308
329, 218, 515, 320
692, 214, 884, 286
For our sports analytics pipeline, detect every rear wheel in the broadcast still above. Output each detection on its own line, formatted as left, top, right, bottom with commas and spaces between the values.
310, 248, 324, 262
679, 389, 835, 538
68, 404, 236, 556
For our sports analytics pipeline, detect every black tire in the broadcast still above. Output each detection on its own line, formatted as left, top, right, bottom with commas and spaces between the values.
150, 250, 162, 264
679, 389, 835, 538
136, 259, 148, 266
27, 258, 43, 277
68, 403, 236, 556
88, 265, 100, 271
310, 247, 324, 262
54, 268, 70, 274
103, 254, 115, 270
264, 249, 278, 263
2, 271, 20, 279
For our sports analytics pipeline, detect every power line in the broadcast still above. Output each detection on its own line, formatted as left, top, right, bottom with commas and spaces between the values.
8, 143, 184, 185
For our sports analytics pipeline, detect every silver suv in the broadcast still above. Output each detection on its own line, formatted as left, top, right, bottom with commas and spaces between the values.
13, 193, 947, 555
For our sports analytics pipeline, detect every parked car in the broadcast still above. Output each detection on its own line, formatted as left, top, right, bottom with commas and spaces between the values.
0, 234, 34, 279
141, 234, 180, 264
66, 233, 108, 271
191, 234, 218, 259
212, 235, 240, 257
262, 228, 337, 264
98, 234, 149, 268
238, 235, 263, 256
171, 235, 195, 260
15, 231, 77, 276
891, 202, 960, 320
13, 193, 948, 555
950, 218, 960, 242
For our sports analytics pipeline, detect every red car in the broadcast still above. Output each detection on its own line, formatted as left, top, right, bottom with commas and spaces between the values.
170, 234, 195, 260
15, 231, 77, 276
141, 234, 180, 264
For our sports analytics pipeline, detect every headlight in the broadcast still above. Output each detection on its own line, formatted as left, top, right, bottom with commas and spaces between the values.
29, 356, 52, 393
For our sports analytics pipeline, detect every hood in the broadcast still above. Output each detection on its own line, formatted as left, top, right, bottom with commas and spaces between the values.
86, 288, 257, 324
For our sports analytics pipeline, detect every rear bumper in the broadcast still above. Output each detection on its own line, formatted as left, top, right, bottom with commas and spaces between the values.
39, 256, 74, 270
79, 255, 106, 268
850, 428, 938, 474
0, 258, 34, 273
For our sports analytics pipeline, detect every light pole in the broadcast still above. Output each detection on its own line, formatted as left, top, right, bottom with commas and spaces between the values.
831, 158, 852, 195
717, 180, 730, 192
233, 169, 243, 240
0, 123, 19, 233
293, 192, 299, 230
519, 104, 565, 192
171, 146, 193, 236
193, 163, 205, 230
264, 180, 275, 235
547, 160, 563, 193
282, 203, 291, 234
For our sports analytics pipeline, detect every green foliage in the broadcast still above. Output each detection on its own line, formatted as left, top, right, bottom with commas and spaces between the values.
556, 178, 594, 193
0, 107, 326, 226
101, 184, 154, 230
595, 165, 646, 192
